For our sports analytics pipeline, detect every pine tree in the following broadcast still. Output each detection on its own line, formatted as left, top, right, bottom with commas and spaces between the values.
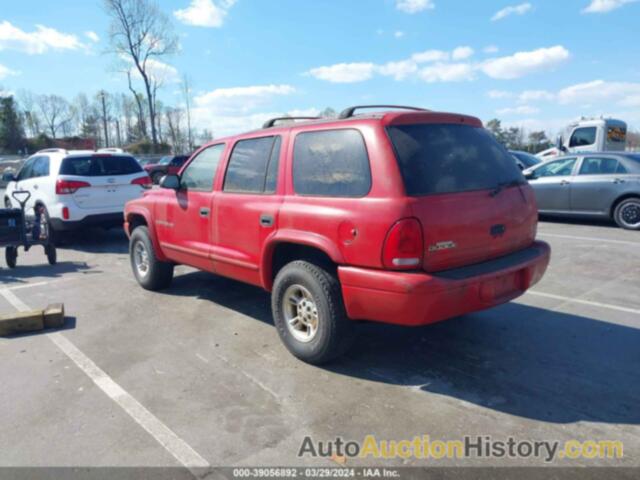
0, 96, 26, 153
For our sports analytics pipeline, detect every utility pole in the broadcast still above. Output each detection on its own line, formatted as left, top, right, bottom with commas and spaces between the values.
182, 75, 193, 152
100, 91, 109, 148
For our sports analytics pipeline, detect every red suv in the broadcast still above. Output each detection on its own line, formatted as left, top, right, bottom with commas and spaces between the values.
124, 105, 550, 364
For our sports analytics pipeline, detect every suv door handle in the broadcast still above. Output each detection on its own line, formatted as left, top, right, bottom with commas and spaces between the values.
199, 207, 210, 217
260, 214, 274, 227
613, 178, 625, 184
560, 180, 570, 186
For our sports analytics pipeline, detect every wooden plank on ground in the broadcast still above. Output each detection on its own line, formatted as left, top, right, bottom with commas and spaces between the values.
43, 303, 65, 328
0, 310, 44, 335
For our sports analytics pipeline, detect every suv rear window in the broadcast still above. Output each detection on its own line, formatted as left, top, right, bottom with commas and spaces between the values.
387, 124, 524, 196
293, 129, 371, 197
59, 155, 142, 177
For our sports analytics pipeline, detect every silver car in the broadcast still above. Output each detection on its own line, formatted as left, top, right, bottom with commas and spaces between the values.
523, 153, 640, 230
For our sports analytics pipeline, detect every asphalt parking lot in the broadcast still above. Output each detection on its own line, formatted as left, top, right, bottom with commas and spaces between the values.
0, 212, 639, 472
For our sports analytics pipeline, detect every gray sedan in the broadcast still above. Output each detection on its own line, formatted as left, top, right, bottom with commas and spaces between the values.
523, 153, 640, 230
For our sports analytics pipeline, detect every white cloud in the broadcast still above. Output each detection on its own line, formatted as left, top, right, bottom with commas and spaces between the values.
0, 89, 14, 98
481, 45, 570, 79
582, 0, 637, 13
0, 63, 18, 80
85, 31, 100, 43
411, 49, 449, 63
483, 45, 499, 54
518, 90, 555, 102
496, 105, 540, 115
557, 80, 640, 106
190, 84, 301, 137
174, 0, 237, 28
487, 89, 513, 99
377, 60, 418, 80
420, 63, 475, 83
307, 63, 376, 83
396, 0, 435, 13
0, 21, 86, 54
452, 46, 474, 60
394, 31, 405, 38
145, 59, 180, 84
491, 2, 532, 21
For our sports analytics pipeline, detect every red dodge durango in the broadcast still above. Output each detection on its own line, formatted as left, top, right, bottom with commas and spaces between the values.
124, 105, 551, 364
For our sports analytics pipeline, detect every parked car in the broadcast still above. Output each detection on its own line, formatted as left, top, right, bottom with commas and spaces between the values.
523, 153, 640, 230
124, 105, 551, 364
144, 155, 190, 184
510, 150, 542, 170
3, 149, 151, 234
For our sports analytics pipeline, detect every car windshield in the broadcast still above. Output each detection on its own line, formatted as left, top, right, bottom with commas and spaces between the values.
387, 123, 525, 196
158, 156, 172, 165
59, 155, 142, 176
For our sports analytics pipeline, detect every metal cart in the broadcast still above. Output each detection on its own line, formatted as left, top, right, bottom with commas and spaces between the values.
0, 191, 56, 268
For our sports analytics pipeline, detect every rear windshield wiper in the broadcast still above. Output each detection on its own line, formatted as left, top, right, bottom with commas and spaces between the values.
489, 180, 523, 197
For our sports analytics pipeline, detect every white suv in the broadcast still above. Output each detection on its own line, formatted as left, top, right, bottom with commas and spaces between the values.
3, 149, 151, 233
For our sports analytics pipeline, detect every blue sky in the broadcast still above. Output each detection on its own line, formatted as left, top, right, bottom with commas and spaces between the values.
1, 0, 640, 137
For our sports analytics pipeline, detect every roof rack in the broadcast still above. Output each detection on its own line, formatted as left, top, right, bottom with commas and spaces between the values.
262, 116, 320, 129
338, 105, 428, 119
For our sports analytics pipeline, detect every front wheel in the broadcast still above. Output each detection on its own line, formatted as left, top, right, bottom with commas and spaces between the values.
130, 226, 174, 290
4, 197, 11, 209
613, 198, 640, 230
272, 260, 354, 365
5, 246, 18, 269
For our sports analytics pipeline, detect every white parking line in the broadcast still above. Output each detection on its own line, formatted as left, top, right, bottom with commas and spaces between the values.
539, 232, 640, 247
0, 288, 210, 470
527, 290, 640, 315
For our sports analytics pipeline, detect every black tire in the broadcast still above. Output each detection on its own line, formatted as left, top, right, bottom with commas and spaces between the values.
129, 226, 174, 290
613, 197, 640, 230
45, 244, 57, 265
5, 246, 17, 269
152, 172, 164, 185
4, 197, 11, 209
35, 204, 56, 244
272, 260, 354, 365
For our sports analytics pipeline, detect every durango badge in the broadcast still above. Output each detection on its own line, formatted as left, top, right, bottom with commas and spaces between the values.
428, 241, 457, 252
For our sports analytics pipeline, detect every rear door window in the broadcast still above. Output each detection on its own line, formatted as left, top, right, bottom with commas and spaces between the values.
31, 156, 50, 178
59, 155, 142, 176
387, 124, 523, 195
224, 136, 280, 193
579, 157, 625, 175
569, 127, 597, 147
293, 129, 371, 197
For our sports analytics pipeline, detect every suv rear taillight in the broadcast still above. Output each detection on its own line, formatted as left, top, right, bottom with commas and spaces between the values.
56, 179, 91, 195
131, 175, 152, 188
382, 218, 424, 270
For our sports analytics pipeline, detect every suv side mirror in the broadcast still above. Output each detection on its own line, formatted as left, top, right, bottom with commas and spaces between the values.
524, 171, 536, 180
2, 171, 16, 183
159, 174, 180, 190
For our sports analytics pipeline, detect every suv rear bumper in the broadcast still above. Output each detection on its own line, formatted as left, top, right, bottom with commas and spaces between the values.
338, 241, 550, 326
50, 213, 124, 231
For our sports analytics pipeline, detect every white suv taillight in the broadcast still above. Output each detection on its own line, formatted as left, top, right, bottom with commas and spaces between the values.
131, 175, 152, 189
56, 179, 91, 195
382, 218, 424, 270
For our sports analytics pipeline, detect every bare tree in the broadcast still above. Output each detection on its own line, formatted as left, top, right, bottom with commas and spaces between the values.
182, 75, 193, 152
18, 90, 42, 137
37, 95, 72, 139
104, 0, 178, 151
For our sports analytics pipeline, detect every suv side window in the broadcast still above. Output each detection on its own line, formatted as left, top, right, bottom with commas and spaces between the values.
181, 144, 225, 191
579, 157, 625, 175
534, 158, 577, 178
223, 136, 281, 194
569, 127, 597, 147
293, 129, 371, 197
31, 156, 50, 178
17, 157, 37, 181
171, 156, 188, 166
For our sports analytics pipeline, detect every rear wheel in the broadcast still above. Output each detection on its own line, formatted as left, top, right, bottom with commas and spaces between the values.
272, 260, 354, 365
5, 246, 17, 269
130, 226, 174, 290
613, 198, 640, 230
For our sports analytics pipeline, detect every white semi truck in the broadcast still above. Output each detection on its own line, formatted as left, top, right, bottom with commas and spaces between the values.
536, 117, 627, 160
